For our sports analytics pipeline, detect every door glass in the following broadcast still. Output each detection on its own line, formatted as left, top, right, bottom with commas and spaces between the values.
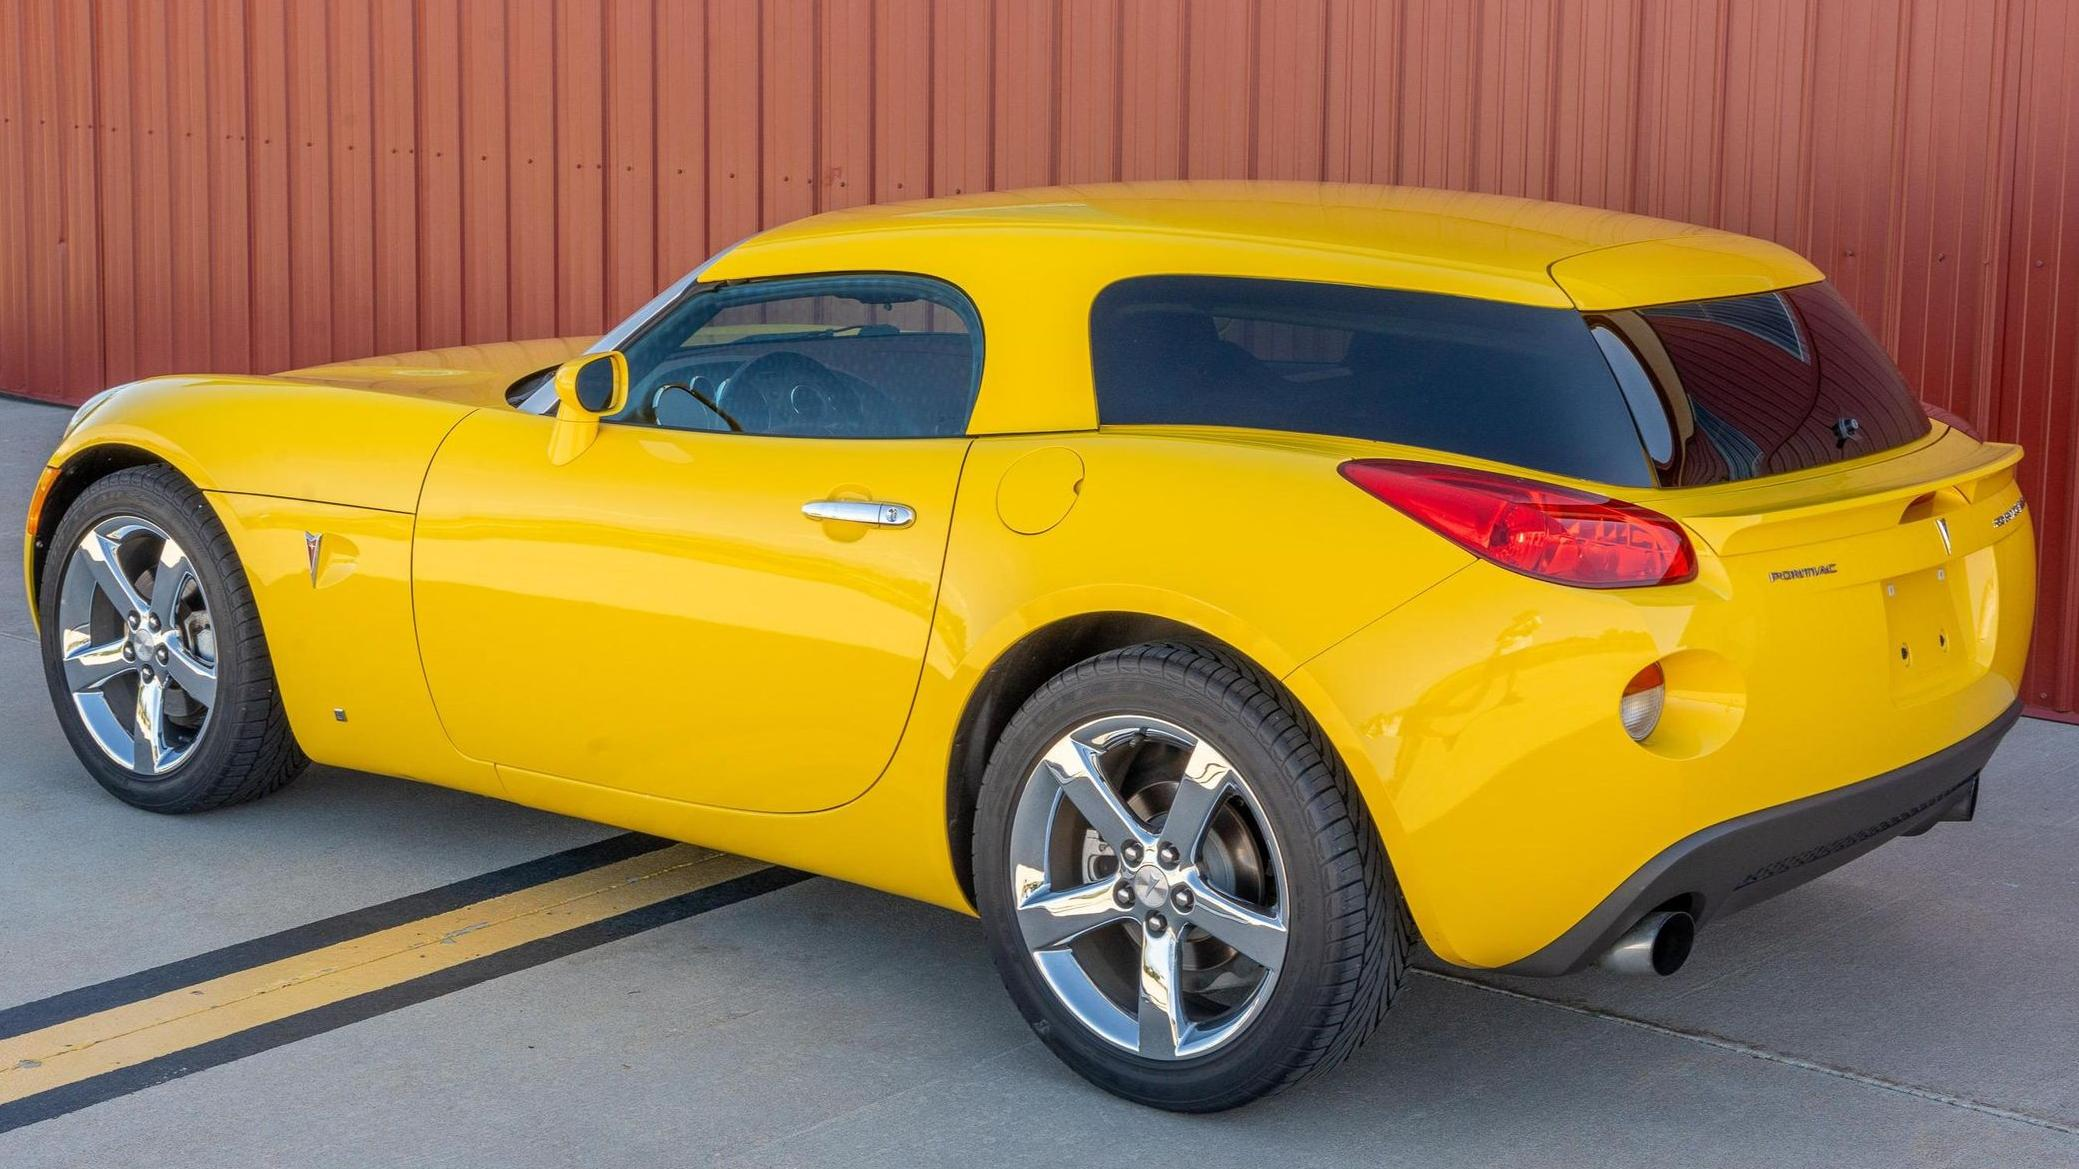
612, 274, 984, 438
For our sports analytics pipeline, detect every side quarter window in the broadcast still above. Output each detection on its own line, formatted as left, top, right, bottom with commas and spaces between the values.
611, 273, 984, 439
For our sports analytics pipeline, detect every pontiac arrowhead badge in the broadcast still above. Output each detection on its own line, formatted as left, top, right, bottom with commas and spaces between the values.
305, 531, 323, 585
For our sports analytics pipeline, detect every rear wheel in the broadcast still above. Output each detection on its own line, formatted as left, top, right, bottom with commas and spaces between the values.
973, 643, 1411, 1111
38, 465, 306, 812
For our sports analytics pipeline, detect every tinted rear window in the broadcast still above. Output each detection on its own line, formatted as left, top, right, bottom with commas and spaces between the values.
1089, 275, 1928, 488
1595, 283, 1930, 485
1090, 276, 1656, 485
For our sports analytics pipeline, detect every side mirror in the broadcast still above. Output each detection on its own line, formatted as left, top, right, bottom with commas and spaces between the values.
548, 351, 628, 464
555, 351, 628, 418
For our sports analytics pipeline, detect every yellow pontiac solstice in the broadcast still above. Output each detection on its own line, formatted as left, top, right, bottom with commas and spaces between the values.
24, 183, 2034, 1110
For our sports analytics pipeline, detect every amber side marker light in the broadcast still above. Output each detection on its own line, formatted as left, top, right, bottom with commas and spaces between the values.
1339, 459, 1698, 588
26, 464, 60, 543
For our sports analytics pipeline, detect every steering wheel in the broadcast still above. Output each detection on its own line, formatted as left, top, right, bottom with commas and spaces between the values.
644, 375, 737, 432
713, 350, 910, 437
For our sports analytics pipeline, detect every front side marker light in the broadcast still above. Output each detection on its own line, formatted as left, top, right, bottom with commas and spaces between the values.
27, 464, 59, 539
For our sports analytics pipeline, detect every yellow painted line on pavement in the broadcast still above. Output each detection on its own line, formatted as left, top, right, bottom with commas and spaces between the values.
0, 844, 761, 1104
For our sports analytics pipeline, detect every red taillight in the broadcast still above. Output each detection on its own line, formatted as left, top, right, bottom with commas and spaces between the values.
1339, 459, 1697, 588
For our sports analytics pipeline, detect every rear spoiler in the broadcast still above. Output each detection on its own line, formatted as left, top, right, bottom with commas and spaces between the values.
1653, 429, 2021, 557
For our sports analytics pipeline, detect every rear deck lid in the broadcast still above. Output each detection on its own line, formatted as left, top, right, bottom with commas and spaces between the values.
1645, 426, 2021, 558
1643, 426, 2027, 710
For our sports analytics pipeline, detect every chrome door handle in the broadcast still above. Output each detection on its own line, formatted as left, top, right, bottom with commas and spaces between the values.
802, 499, 916, 528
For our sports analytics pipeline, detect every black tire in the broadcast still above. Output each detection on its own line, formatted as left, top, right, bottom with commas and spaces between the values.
38, 464, 307, 812
973, 642, 1413, 1111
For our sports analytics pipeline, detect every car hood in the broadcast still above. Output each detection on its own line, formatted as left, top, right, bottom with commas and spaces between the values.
275, 336, 599, 408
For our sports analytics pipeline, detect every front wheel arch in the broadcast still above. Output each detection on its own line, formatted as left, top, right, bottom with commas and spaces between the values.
27, 444, 176, 622
38, 461, 307, 810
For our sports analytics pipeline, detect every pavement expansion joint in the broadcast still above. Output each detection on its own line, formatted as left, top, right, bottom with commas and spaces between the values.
1417, 969, 2079, 1138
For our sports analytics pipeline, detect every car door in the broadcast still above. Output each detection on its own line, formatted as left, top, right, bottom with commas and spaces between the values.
411, 273, 982, 813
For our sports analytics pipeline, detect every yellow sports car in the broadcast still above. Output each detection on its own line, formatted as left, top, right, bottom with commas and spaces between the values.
25, 183, 2034, 1110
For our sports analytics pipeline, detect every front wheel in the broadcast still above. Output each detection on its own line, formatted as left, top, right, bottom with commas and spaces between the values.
973, 643, 1412, 1111
38, 464, 307, 812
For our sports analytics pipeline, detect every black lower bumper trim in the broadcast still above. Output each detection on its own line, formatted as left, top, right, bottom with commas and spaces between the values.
1501, 699, 2023, 977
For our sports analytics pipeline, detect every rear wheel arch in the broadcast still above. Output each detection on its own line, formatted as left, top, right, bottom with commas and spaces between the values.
944, 611, 1359, 909
968, 638, 1414, 1109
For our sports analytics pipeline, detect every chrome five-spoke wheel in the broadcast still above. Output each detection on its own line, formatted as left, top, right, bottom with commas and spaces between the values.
1009, 714, 1289, 1060
977, 644, 1408, 1111
54, 515, 219, 776
40, 466, 304, 812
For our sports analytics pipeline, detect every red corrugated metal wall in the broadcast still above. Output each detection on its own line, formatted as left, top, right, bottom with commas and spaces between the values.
1, 0, 2075, 714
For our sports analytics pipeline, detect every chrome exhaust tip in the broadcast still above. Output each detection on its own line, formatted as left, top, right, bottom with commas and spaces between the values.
1598, 910, 1695, 976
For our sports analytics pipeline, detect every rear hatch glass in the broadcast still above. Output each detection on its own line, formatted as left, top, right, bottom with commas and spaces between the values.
1591, 283, 1929, 486
1089, 275, 1929, 490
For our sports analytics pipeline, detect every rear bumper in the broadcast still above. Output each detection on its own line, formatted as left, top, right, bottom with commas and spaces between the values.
1500, 698, 2021, 976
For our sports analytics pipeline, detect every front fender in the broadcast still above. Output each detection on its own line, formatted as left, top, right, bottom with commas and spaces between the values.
43, 375, 477, 514
26, 375, 478, 633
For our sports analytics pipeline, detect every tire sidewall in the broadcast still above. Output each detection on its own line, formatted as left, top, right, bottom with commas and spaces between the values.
973, 654, 1372, 1111
38, 469, 261, 810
